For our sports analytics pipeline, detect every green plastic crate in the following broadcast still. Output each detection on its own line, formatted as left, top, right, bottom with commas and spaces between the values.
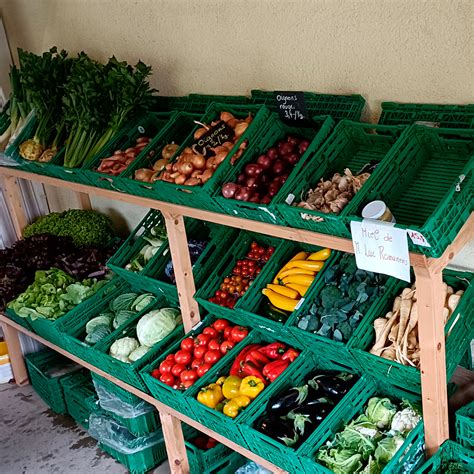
4, 308, 33, 331
242, 350, 364, 472
25, 349, 77, 414
379, 102, 474, 129
350, 269, 473, 393
108, 409, 160, 438
185, 329, 305, 449
91, 372, 142, 406
456, 401, 474, 450
184, 424, 232, 474
93, 291, 183, 391
298, 376, 425, 473
61, 372, 96, 429
153, 94, 249, 114
194, 230, 286, 323
250, 90, 366, 121
59, 277, 166, 367
82, 112, 173, 191
213, 113, 335, 225
201, 452, 247, 474
141, 315, 252, 414
416, 440, 473, 473
276, 121, 406, 237
235, 241, 336, 337
349, 125, 474, 257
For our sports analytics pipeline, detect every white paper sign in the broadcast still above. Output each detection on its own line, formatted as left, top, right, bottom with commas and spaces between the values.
350, 220, 411, 282
407, 229, 431, 247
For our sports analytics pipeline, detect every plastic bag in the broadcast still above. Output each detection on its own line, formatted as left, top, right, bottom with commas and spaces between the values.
93, 378, 155, 418
88, 413, 163, 454
0, 109, 33, 164
235, 462, 273, 474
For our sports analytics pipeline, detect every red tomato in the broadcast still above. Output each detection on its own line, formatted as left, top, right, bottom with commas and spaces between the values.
206, 438, 218, 449
196, 362, 212, 377
181, 380, 194, 389
191, 359, 203, 370
193, 436, 208, 450
204, 350, 222, 365
223, 326, 233, 340
220, 340, 235, 354
203, 327, 219, 339
174, 350, 192, 366
194, 345, 207, 360
213, 319, 230, 332
158, 360, 174, 374
165, 354, 175, 362
151, 368, 160, 379
208, 339, 221, 351
180, 370, 198, 383
230, 326, 249, 342
171, 364, 186, 377
159, 374, 175, 386
180, 337, 194, 352
195, 334, 211, 346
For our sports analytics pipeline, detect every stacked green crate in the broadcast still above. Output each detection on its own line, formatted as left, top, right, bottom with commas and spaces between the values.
415, 440, 473, 473
456, 401, 474, 450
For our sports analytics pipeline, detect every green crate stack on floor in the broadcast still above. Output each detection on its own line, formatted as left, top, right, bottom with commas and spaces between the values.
456, 401, 474, 450
415, 440, 473, 473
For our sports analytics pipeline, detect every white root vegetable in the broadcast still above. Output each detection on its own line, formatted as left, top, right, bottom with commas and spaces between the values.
370, 313, 399, 356
402, 302, 418, 357
447, 293, 462, 314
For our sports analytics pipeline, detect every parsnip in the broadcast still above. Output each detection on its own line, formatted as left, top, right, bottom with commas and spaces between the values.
370, 313, 398, 356
402, 302, 418, 357
447, 294, 462, 314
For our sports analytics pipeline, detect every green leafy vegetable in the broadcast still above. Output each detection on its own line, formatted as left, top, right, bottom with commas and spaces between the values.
366, 398, 397, 429
110, 292, 138, 312
113, 310, 136, 329
131, 294, 154, 312
317, 448, 364, 474
136, 307, 181, 347
374, 436, 405, 465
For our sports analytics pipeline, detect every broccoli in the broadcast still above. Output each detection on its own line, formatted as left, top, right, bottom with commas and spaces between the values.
23, 209, 115, 247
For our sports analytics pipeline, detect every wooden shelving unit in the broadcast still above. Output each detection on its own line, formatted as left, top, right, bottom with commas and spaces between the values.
1, 166, 473, 473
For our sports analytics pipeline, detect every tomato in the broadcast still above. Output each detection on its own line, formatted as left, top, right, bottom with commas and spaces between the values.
174, 350, 192, 366
194, 345, 207, 360
203, 327, 219, 339
191, 359, 203, 370
181, 380, 194, 389
223, 326, 233, 340
171, 364, 186, 377
180, 337, 194, 352
195, 334, 211, 346
204, 350, 222, 365
196, 362, 212, 377
165, 354, 175, 362
158, 360, 174, 374
220, 340, 235, 354
213, 319, 230, 332
159, 373, 175, 386
193, 436, 208, 450
208, 339, 221, 351
151, 368, 160, 379
230, 326, 249, 342
180, 370, 198, 383
206, 438, 218, 449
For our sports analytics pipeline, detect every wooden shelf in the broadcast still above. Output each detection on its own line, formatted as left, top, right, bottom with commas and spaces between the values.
1, 165, 473, 472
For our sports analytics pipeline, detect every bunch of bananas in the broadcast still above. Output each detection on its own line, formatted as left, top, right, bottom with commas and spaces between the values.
262, 248, 331, 313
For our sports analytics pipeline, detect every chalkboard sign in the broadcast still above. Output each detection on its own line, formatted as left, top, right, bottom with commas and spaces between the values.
274, 92, 308, 123
193, 121, 235, 155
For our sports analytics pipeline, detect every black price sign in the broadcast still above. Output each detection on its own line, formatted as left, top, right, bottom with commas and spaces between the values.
274, 92, 308, 123
193, 121, 235, 155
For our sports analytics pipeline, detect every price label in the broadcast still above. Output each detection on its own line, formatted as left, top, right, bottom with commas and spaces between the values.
193, 121, 235, 155
274, 92, 308, 124
407, 230, 431, 247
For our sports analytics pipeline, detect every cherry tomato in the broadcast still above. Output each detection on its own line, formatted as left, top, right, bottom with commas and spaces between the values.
204, 350, 222, 365
194, 345, 207, 360
223, 326, 233, 340
171, 363, 186, 377
158, 360, 174, 374
174, 350, 192, 366
233, 267, 241, 276
213, 319, 230, 332
230, 326, 249, 342
220, 340, 235, 354
191, 359, 203, 370
196, 362, 212, 377
180, 337, 194, 352
151, 368, 160, 379
159, 374, 175, 386
208, 339, 221, 351
180, 370, 198, 383
203, 327, 219, 339
251, 242, 258, 249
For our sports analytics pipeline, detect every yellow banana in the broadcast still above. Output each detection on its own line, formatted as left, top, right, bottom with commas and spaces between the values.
286, 283, 310, 297
307, 249, 331, 261
262, 288, 299, 312
282, 274, 315, 287
266, 284, 300, 299
285, 260, 325, 272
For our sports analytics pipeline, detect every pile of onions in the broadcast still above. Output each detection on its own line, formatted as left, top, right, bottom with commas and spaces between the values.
221, 135, 310, 203
97, 137, 150, 176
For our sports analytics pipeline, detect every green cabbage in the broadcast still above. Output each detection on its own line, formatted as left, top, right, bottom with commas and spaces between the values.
374, 435, 405, 465
110, 293, 138, 312
86, 314, 113, 334
128, 345, 150, 362
317, 448, 363, 474
85, 325, 111, 345
366, 398, 397, 429
136, 307, 181, 347
131, 294, 154, 312
113, 310, 136, 329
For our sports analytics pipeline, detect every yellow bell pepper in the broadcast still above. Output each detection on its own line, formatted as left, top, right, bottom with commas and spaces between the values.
216, 376, 226, 386
222, 375, 242, 399
222, 395, 251, 418
197, 383, 224, 409
239, 376, 265, 400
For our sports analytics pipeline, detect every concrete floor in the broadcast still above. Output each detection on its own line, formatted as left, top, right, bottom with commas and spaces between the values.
0, 383, 170, 474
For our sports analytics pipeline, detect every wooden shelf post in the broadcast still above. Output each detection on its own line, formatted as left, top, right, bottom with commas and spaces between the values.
159, 413, 190, 474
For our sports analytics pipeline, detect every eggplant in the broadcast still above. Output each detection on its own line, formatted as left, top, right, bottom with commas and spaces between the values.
290, 401, 335, 426
258, 416, 299, 447
307, 372, 357, 401
267, 384, 309, 414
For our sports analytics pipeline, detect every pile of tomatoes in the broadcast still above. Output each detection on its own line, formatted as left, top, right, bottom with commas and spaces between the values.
151, 319, 249, 389
209, 242, 275, 309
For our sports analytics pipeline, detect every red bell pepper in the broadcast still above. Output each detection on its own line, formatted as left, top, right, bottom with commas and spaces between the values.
240, 361, 267, 382
281, 348, 300, 362
245, 349, 270, 367
229, 344, 262, 376
259, 342, 286, 359
263, 359, 290, 382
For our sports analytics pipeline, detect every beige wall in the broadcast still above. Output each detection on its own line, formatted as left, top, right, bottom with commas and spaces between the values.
1, 0, 473, 260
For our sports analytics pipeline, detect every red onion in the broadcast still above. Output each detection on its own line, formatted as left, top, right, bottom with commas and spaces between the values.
237, 173, 246, 184
299, 140, 310, 154
245, 163, 263, 177
235, 187, 252, 201
279, 142, 294, 156
267, 147, 279, 160
256, 154, 272, 170
261, 195, 272, 204
222, 182, 239, 199
285, 153, 300, 165
272, 159, 286, 176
